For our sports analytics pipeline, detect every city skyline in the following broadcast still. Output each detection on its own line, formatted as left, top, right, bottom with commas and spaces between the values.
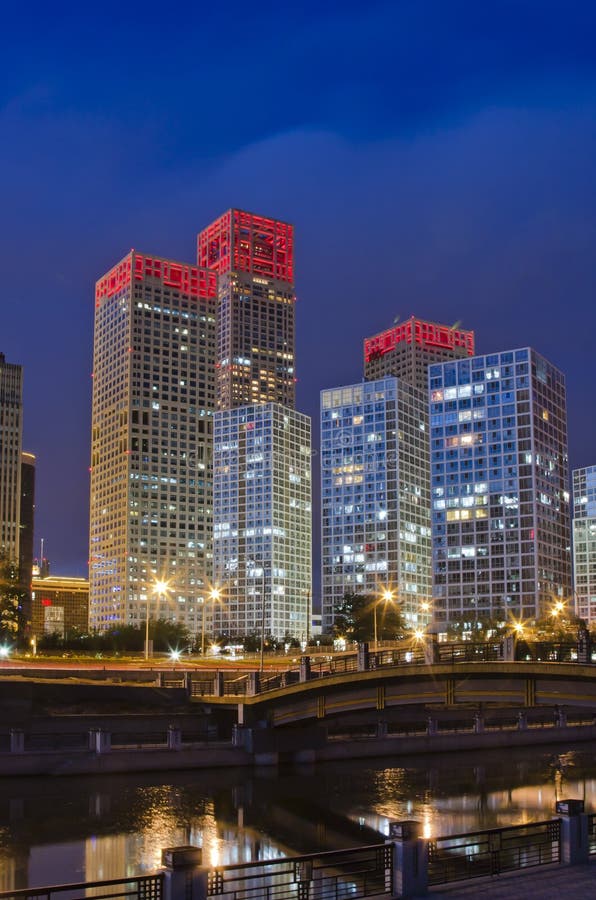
1, 3, 595, 579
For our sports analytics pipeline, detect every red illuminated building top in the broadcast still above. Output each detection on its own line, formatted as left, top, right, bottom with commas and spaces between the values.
197, 209, 294, 284
95, 252, 217, 307
364, 316, 475, 363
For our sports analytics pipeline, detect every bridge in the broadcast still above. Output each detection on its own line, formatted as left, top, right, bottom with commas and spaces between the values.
186, 639, 596, 728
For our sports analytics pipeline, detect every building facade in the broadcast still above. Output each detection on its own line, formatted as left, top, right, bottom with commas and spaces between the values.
572, 465, 596, 624
430, 348, 571, 627
31, 575, 89, 639
212, 404, 311, 641
198, 209, 295, 410
321, 377, 431, 633
364, 316, 475, 389
89, 251, 216, 635
19, 451, 35, 585
0, 353, 23, 564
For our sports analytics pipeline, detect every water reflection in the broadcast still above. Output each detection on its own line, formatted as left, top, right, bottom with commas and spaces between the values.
1, 744, 595, 888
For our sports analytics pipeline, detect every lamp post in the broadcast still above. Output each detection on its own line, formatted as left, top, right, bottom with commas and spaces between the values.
374, 588, 395, 651
149, 579, 169, 660
202, 587, 221, 657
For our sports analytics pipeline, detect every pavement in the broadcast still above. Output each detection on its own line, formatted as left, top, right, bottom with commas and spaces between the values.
429, 860, 596, 897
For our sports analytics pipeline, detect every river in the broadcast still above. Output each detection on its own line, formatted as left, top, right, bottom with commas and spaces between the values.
0, 742, 594, 888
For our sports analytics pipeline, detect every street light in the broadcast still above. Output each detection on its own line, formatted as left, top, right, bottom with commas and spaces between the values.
148, 579, 169, 660
202, 587, 221, 657
374, 588, 395, 651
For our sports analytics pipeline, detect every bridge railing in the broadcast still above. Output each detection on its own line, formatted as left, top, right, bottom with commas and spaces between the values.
427, 818, 561, 885
0, 873, 164, 900
206, 843, 392, 898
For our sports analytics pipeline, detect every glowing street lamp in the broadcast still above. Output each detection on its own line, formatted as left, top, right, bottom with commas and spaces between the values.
202, 586, 222, 657
148, 579, 169, 660
374, 588, 395, 651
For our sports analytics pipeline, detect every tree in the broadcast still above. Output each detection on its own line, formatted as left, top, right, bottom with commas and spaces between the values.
333, 592, 405, 644
0, 555, 27, 643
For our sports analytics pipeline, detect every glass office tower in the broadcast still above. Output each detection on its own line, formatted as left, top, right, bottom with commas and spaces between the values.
430, 348, 571, 626
321, 377, 431, 633
213, 403, 311, 641
573, 465, 596, 624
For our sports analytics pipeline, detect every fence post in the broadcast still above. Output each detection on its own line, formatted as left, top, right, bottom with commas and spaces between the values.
247, 672, 260, 696
426, 717, 438, 736
300, 655, 311, 682
473, 712, 485, 734
213, 672, 224, 696
167, 725, 182, 750
357, 642, 370, 672
555, 706, 567, 728
517, 711, 528, 731
161, 847, 207, 900
9, 729, 24, 753
501, 635, 515, 661
556, 799, 589, 864
386, 821, 428, 898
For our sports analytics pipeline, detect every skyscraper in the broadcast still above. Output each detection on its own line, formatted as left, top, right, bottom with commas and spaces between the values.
0, 353, 23, 564
213, 404, 311, 641
572, 465, 596, 624
430, 348, 571, 626
198, 209, 295, 410
320, 377, 431, 633
89, 252, 216, 634
364, 316, 475, 389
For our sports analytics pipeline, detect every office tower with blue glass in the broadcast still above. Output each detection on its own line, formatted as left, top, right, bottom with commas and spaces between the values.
430, 349, 571, 627
572, 466, 596, 624
320, 377, 431, 633
213, 404, 311, 641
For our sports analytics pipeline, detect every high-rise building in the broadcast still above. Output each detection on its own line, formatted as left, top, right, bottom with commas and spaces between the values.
212, 403, 311, 641
364, 316, 475, 389
19, 451, 35, 583
0, 353, 23, 563
320, 377, 431, 633
572, 466, 596, 624
430, 348, 571, 626
31, 575, 89, 639
89, 251, 216, 635
198, 209, 295, 410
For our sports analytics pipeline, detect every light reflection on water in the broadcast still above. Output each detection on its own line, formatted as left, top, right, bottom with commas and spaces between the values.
1, 744, 595, 888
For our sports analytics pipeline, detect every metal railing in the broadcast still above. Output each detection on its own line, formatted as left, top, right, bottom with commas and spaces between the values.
428, 819, 561, 885
0, 874, 164, 900
206, 843, 393, 899
588, 813, 596, 856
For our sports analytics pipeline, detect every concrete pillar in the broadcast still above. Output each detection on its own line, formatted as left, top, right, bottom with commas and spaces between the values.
357, 642, 370, 672
299, 655, 311, 682
9, 729, 24, 753
501, 635, 515, 661
424, 635, 439, 665
387, 821, 428, 898
426, 717, 438, 736
376, 720, 388, 739
184, 672, 192, 695
556, 800, 589, 864
213, 672, 224, 697
167, 725, 182, 750
161, 847, 207, 900
517, 711, 528, 731
577, 626, 592, 665
232, 724, 246, 747
90, 729, 111, 754
247, 672, 260, 696
555, 707, 567, 728
473, 713, 485, 734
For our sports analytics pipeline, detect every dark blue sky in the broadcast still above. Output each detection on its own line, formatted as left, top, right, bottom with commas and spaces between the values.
1, 1, 595, 579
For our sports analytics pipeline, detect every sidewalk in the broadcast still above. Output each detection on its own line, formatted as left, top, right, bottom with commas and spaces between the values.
429, 859, 596, 898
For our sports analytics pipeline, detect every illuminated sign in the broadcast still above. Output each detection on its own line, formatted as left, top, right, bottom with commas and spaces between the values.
364, 317, 475, 362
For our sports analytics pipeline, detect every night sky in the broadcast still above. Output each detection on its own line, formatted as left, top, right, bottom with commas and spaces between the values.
1, 2, 595, 586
